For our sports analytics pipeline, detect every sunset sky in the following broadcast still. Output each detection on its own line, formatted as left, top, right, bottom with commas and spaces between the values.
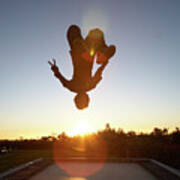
0, 0, 179, 139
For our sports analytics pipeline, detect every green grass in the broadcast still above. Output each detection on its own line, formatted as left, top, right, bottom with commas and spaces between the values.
0, 150, 52, 173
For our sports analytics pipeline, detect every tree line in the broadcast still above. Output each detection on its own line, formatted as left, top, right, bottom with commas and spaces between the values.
0, 124, 180, 169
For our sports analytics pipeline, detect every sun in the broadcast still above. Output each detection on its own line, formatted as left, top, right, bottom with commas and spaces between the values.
68, 122, 94, 137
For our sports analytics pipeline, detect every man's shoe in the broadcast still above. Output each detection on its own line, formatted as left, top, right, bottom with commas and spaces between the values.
96, 45, 116, 64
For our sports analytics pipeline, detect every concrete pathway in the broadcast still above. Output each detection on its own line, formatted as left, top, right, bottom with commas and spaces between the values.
30, 162, 157, 180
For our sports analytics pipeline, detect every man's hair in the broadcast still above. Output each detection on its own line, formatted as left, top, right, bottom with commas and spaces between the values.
74, 92, 90, 110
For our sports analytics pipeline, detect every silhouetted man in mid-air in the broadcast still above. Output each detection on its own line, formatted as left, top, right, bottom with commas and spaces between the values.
48, 25, 116, 110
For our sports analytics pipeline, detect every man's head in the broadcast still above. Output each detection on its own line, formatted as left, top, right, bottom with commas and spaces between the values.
74, 92, 90, 110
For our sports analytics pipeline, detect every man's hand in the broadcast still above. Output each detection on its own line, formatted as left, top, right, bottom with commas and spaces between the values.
48, 59, 59, 73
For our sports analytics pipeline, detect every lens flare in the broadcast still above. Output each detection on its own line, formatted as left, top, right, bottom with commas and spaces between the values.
63, 177, 87, 180
53, 136, 107, 177
90, 49, 95, 56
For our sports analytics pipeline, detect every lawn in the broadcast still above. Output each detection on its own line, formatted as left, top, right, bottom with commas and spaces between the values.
0, 150, 52, 173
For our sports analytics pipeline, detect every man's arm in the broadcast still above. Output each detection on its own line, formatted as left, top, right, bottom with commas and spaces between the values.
48, 59, 69, 88
92, 61, 108, 86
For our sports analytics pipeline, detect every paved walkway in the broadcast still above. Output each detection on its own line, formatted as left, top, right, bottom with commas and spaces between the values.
30, 162, 157, 180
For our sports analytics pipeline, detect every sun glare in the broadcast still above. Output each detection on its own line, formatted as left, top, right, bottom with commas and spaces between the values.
82, 8, 108, 35
68, 122, 94, 137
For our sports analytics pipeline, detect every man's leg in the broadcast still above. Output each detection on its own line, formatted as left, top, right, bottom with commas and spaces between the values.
67, 25, 83, 49
96, 45, 116, 64
104, 45, 116, 59
67, 25, 91, 63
